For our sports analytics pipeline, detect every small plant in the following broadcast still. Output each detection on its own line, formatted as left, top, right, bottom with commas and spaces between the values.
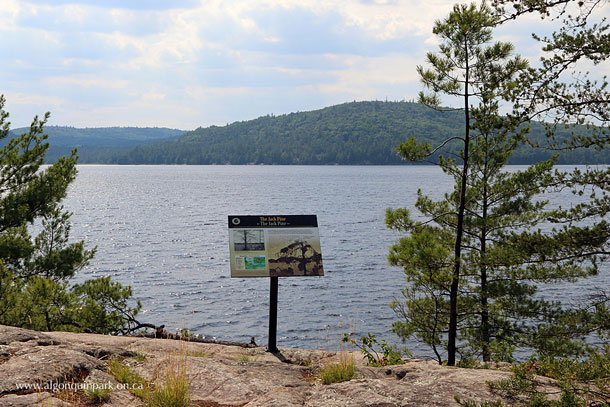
147, 355, 191, 407
456, 357, 484, 369
108, 358, 143, 385
454, 396, 504, 407
186, 350, 208, 358
51, 380, 88, 406
295, 355, 313, 367
319, 353, 357, 385
342, 332, 406, 367
236, 349, 259, 363
131, 352, 148, 361
464, 354, 610, 407
85, 386, 112, 404
179, 328, 194, 339
107, 358, 148, 399
107, 354, 192, 406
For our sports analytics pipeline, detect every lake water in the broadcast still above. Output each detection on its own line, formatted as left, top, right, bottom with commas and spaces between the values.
63, 165, 609, 357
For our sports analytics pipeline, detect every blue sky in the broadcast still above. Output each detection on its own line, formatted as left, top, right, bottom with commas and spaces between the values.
1, 0, 604, 129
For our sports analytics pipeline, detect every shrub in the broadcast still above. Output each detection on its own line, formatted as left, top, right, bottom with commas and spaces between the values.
342, 332, 406, 366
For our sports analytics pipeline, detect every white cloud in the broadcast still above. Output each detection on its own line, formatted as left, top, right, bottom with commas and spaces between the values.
47, 75, 129, 89
140, 91, 166, 102
2, 0, 602, 129
0, 0, 21, 29
5, 91, 64, 107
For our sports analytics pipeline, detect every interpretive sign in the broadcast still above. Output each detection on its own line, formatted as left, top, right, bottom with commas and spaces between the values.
228, 215, 324, 278
229, 215, 324, 351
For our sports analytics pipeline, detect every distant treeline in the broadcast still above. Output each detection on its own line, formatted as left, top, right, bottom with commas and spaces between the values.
7, 126, 184, 163
7, 102, 609, 165
110, 101, 609, 165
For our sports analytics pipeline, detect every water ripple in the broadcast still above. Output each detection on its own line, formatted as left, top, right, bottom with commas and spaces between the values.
61, 165, 609, 356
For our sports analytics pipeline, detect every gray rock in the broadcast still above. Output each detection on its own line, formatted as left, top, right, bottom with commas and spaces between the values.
68, 342, 135, 360
0, 345, 103, 396
0, 325, 56, 346
188, 359, 308, 406
0, 324, 529, 407
0, 392, 72, 406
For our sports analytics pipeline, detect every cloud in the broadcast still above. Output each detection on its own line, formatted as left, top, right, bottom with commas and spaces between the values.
22, 0, 199, 10
15, 4, 169, 37
47, 75, 129, 89
2, 0, 588, 129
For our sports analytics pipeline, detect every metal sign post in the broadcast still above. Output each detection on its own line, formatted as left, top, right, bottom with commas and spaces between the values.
268, 276, 279, 352
228, 215, 324, 351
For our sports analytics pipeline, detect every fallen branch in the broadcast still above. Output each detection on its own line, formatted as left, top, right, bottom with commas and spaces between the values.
131, 325, 258, 348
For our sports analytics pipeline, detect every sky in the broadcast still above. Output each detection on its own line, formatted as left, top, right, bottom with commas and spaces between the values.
0, 0, 604, 130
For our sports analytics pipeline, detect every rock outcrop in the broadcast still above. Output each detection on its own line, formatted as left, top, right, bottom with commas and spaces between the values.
0, 324, 517, 406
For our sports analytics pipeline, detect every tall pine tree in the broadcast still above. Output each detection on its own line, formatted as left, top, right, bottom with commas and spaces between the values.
492, 0, 610, 349
0, 95, 143, 334
387, 2, 605, 364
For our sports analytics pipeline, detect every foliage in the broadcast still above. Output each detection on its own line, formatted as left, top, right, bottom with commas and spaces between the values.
108, 357, 146, 385
492, 0, 609, 149
454, 348, 610, 407
387, 2, 606, 366
110, 101, 607, 165
179, 328, 194, 338
447, 1, 609, 404
107, 357, 148, 399
319, 353, 357, 385
70, 276, 142, 335
489, 358, 608, 406
235, 349, 260, 363
10, 102, 602, 165
342, 332, 407, 367
109, 354, 191, 407
146, 355, 191, 407
132, 352, 148, 361
0, 95, 142, 335
389, 1, 536, 366
6, 125, 184, 164
84, 386, 112, 404
492, 0, 610, 356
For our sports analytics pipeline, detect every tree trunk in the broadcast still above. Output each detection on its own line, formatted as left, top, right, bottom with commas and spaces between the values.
448, 42, 470, 367
481, 178, 490, 362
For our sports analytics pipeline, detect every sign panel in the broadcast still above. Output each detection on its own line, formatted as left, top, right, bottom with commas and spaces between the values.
228, 215, 324, 277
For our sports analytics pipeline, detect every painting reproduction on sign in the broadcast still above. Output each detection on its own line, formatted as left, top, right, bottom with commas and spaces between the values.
228, 215, 324, 278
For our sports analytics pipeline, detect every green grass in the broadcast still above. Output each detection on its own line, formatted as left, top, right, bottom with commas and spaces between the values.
107, 358, 148, 399
235, 349, 259, 363
131, 352, 148, 361
108, 358, 145, 385
319, 353, 357, 385
84, 386, 112, 404
146, 356, 190, 407
107, 355, 191, 407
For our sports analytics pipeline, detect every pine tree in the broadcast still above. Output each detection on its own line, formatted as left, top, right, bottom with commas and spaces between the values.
492, 0, 610, 348
0, 95, 142, 334
388, 2, 529, 365
492, 0, 608, 147
387, 2, 605, 364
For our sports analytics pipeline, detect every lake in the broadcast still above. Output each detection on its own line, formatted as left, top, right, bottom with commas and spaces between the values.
63, 165, 609, 358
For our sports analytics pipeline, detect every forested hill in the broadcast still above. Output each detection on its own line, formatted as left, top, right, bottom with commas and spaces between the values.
7, 126, 184, 163
110, 101, 608, 165
113, 101, 447, 165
